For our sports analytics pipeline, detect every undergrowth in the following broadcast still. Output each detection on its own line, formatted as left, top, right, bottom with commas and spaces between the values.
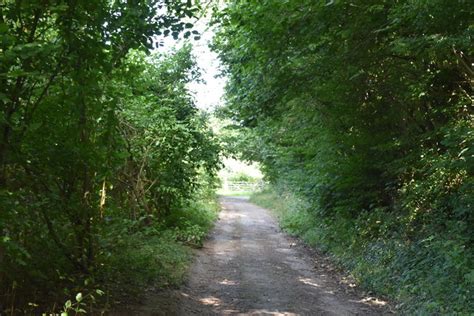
8, 193, 220, 314
251, 188, 474, 315
95, 194, 219, 307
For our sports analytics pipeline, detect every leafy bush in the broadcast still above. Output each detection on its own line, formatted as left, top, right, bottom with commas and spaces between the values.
164, 198, 219, 248
98, 229, 189, 294
96, 190, 219, 305
228, 172, 259, 183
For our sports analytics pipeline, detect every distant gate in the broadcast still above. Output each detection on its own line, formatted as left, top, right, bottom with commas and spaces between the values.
224, 181, 265, 192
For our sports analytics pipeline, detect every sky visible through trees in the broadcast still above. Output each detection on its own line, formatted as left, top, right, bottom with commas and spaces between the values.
160, 14, 225, 111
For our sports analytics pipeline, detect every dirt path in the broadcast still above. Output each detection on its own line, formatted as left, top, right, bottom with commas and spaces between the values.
115, 197, 391, 315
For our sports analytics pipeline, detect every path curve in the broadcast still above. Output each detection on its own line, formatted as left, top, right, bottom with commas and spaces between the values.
115, 197, 390, 315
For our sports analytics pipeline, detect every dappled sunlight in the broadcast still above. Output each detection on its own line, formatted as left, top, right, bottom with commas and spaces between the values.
221, 309, 241, 314
298, 277, 320, 288
195, 294, 300, 315
352, 297, 389, 307
246, 310, 298, 316
199, 296, 222, 306
219, 278, 239, 286
221, 211, 248, 220
339, 276, 357, 288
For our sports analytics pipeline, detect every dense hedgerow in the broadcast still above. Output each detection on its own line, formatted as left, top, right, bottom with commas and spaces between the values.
0, 1, 221, 313
215, 1, 473, 314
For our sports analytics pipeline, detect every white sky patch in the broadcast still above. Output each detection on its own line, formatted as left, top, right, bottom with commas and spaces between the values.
187, 22, 226, 111
154, 14, 226, 112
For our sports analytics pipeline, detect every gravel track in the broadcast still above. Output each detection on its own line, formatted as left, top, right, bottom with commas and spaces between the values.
114, 197, 391, 315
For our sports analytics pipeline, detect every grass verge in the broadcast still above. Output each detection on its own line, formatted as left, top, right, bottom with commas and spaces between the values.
250, 188, 473, 315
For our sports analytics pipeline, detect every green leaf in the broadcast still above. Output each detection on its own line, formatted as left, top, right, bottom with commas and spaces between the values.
75, 292, 82, 302
465, 271, 474, 284
0, 23, 8, 33
0, 92, 9, 103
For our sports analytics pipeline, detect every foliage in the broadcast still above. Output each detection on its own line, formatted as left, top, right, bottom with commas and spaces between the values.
228, 172, 258, 183
0, 0, 221, 313
215, 1, 473, 314
97, 188, 219, 302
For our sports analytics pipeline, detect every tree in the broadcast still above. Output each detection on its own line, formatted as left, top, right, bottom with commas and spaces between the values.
0, 1, 221, 312
212, 1, 473, 313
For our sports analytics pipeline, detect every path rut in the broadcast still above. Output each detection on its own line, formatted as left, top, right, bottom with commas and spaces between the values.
114, 197, 390, 315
